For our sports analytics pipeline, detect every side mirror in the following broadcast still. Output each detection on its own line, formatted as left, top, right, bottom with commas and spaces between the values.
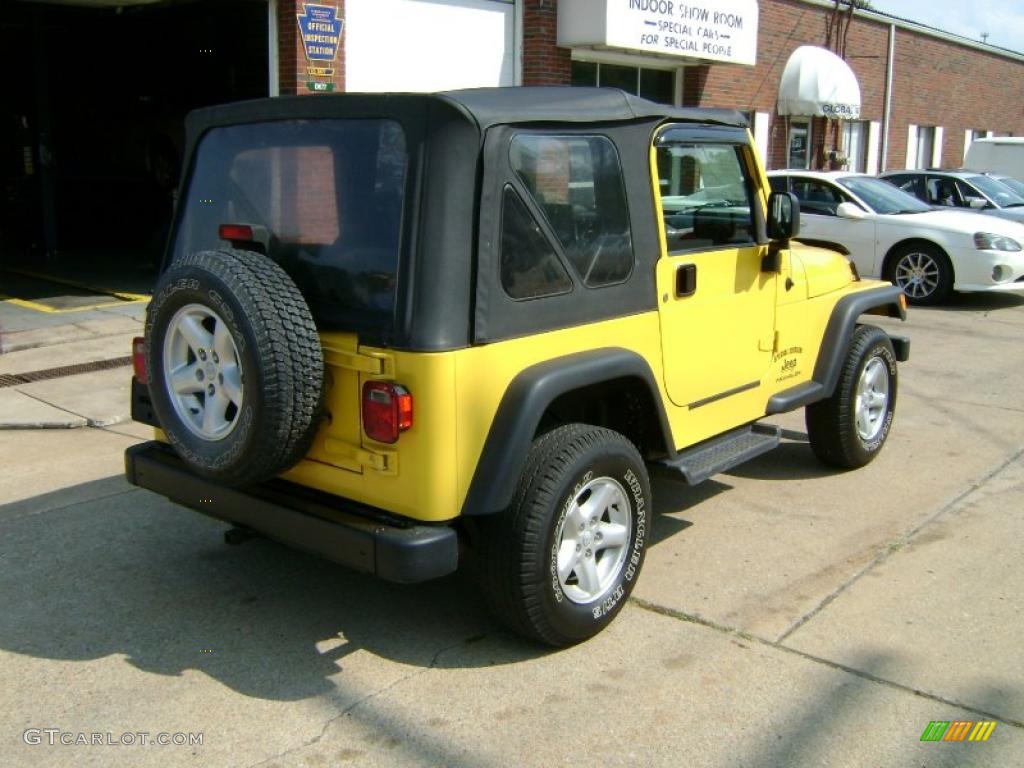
767, 191, 801, 240
836, 201, 868, 220
966, 196, 988, 209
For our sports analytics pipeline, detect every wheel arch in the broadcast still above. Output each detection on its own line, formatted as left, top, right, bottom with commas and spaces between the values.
460, 348, 674, 517
881, 237, 953, 279
813, 285, 906, 398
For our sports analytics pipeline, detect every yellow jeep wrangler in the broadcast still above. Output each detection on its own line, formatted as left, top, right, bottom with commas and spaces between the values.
126, 87, 909, 646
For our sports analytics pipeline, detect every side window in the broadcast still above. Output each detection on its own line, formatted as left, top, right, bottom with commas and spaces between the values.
889, 175, 921, 199
768, 176, 789, 194
789, 178, 845, 216
499, 186, 573, 300
926, 176, 960, 207
655, 142, 756, 253
510, 135, 634, 287
954, 180, 984, 207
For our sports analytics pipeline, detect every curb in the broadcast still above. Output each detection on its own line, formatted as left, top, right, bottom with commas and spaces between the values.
0, 414, 128, 430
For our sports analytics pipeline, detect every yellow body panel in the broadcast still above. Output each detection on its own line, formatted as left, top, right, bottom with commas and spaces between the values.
282, 330, 461, 522
269, 273, 890, 523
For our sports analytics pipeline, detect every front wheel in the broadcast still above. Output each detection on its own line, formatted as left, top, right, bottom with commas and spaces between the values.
806, 325, 898, 469
885, 243, 953, 305
476, 424, 651, 647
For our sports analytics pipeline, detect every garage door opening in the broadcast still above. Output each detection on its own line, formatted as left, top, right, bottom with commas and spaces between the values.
0, 0, 269, 289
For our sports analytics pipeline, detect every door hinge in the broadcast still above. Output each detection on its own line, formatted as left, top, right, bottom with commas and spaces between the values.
324, 438, 398, 475
322, 346, 394, 377
759, 330, 779, 353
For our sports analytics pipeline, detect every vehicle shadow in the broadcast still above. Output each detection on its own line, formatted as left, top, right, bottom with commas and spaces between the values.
0, 477, 541, 703
0, 432, 857, 707
646, 474, 719, 547
726, 433, 838, 482
922, 292, 1024, 312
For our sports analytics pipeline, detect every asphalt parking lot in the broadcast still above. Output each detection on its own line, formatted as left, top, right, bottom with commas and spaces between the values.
1, 291, 1022, 767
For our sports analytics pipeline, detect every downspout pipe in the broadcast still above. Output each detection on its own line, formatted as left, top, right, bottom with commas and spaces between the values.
881, 23, 896, 171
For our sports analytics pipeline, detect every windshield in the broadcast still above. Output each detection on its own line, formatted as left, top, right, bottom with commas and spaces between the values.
993, 176, 1024, 197
837, 176, 931, 214
967, 174, 1024, 207
172, 119, 408, 336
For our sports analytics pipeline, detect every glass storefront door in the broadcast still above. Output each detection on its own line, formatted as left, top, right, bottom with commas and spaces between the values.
788, 120, 811, 169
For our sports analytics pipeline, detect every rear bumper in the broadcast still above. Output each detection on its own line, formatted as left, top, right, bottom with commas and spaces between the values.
124, 441, 459, 583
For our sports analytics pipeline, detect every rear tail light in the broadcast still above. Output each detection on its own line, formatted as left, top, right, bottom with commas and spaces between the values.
218, 223, 254, 243
362, 381, 413, 444
132, 337, 148, 384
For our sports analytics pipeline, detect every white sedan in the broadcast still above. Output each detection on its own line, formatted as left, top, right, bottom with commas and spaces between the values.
767, 171, 1024, 304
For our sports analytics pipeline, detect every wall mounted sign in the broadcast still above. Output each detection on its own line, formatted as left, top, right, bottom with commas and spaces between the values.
558, 0, 759, 66
297, 3, 344, 82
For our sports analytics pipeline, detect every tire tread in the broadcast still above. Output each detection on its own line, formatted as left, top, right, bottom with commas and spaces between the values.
477, 424, 645, 646
148, 248, 323, 485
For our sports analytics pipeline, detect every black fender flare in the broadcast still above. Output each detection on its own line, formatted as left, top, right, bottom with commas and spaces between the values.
766, 284, 907, 415
815, 284, 906, 394
460, 348, 674, 517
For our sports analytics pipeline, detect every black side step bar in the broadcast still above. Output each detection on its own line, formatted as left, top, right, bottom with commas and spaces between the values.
655, 423, 781, 485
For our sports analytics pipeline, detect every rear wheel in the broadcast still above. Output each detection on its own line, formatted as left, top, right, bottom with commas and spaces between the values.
806, 325, 898, 469
476, 424, 650, 646
885, 243, 952, 305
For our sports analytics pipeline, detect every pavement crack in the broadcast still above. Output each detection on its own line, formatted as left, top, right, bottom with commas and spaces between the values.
244, 635, 479, 768
629, 597, 1024, 730
775, 443, 1024, 644
630, 596, 756, 641
902, 389, 1024, 415
12, 388, 88, 422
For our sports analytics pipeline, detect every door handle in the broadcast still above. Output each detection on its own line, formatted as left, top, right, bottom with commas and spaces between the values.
676, 263, 697, 297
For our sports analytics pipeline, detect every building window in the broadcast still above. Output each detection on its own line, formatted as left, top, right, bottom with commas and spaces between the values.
788, 119, 812, 169
916, 126, 936, 169
842, 121, 868, 173
571, 60, 675, 105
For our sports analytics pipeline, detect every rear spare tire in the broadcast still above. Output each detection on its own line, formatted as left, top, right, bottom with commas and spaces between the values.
145, 248, 324, 485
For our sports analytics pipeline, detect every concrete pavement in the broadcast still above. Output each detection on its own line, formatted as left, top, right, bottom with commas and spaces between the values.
0, 309, 144, 429
0, 291, 1022, 767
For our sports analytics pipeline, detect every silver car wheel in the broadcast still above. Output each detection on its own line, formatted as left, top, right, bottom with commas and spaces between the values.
894, 251, 940, 299
855, 357, 890, 442
554, 476, 632, 604
162, 303, 244, 441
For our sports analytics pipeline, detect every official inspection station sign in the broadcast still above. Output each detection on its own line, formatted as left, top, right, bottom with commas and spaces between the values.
297, 4, 344, 64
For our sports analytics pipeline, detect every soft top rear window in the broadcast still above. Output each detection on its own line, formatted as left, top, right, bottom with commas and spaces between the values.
171, 119, 407, 337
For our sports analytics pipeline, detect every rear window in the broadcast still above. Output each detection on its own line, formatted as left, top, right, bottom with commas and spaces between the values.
171, 119, 407, 335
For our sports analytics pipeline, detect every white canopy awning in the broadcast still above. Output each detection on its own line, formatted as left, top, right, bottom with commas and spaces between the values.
777, 45, 861, 120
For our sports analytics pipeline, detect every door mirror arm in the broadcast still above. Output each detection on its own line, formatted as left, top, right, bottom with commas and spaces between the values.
762, 241, 784, 273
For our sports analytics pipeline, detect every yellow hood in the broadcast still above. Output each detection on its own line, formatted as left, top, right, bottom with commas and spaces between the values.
790, 241, 855, 298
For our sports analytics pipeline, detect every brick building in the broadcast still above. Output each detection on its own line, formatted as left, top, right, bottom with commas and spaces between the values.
271, 0, 1024, 174
3, 0, 1022, 263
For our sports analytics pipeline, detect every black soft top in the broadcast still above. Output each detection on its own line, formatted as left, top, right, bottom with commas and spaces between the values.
184, 87, 746, 139
173, 88, 750, 351
438, 87, 746, 130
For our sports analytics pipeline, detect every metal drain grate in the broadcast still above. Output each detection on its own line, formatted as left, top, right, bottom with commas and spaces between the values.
0, 356, 132, 388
